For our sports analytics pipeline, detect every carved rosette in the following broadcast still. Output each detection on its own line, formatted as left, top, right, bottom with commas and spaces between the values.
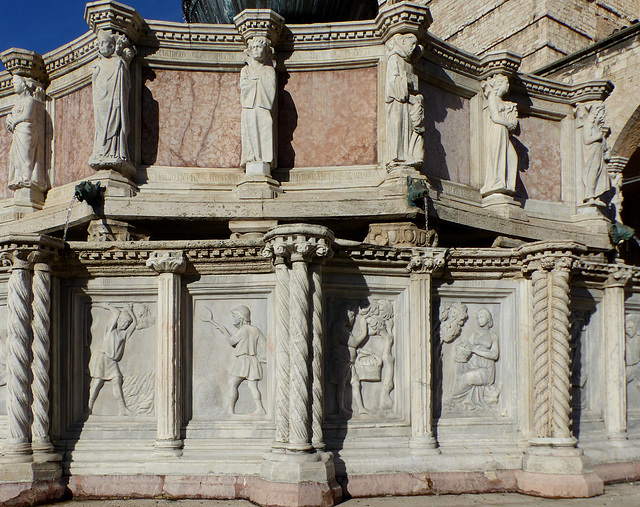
520, 244, 585, 444
263, 224, 334, 453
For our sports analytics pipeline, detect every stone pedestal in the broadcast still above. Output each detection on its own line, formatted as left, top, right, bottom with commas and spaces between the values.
229, 219, 279, 240
482, 193, 527, 221
236, 174, 282, 200
11, 187, 46, 214
572, 203, 609, 234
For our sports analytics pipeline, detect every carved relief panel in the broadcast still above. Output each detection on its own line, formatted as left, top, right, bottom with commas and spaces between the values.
86, 301, 157, 417
326, 297, 397, 419
0, 302, 7, 417
626, 310, 640, 423
185, 274, 273, 428
60, 278, 158, 429
570, 288, 603, 434
434, 281, 518, 439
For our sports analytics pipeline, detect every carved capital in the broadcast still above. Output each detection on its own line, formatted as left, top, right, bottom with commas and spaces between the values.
366, 222, 436, 248
607, 155, 629, 174
479, 52, 521, 78
376, 1, 432, 43
518, 241, 587, 276
146, 251, 187, 274
263, 224, 335, 264
604, 268, 633, 289
84, 0, 145, 43
0, 49, 48, 85
0, 235, 63, 271
234, 9, 285, 46
407, 249, 447, 275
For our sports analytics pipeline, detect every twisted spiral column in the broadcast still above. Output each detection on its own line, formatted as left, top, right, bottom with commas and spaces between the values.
5, 255, 33, 458
30, 260, 54, 454
273, 258, 290, 450
288, 251, 312, 452
310, 263, 324, 451
528, 255, 575, 444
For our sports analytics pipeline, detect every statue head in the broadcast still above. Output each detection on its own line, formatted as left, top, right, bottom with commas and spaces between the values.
386, 33, 419, 61
97, 30, 116, 58
475, 308, 493, 329
11, 75, 44, 101
482, 74, 510, 99
247, 37, 273, 64
627, 314, 640, 338
231, 305, 252, 326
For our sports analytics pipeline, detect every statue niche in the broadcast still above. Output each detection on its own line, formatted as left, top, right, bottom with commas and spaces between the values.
385, 33, 424, 170
6, 75, 47, 193
480, 74, 518, 197
89, 30, 135, 172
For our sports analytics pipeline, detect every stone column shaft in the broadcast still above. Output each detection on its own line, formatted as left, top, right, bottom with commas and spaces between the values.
288, 255, 312, 452
5, 257, 33, 459
310, 263, 324, 451
30, 261, 54, 454
273, 259, 290, 451
603, 273, 630, 440
147, 251, 186, 455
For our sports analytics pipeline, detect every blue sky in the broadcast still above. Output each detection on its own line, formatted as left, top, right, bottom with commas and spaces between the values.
0, 1, 184, 70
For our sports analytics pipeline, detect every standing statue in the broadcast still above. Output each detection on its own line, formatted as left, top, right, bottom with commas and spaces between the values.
577, 101, 610, 206
240, 37, 277, 171
480, 74, 518, 197
449, 308, 500, 411
89, 30, 135, 169
6, 75, 47, 192
204, 305, 266, 415
385, 33, 424, 169
88, 303, 138, 416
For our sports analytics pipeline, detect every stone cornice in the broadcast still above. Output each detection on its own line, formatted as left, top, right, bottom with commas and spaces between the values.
0, 234, 64, 269
0, 49, 48, 84
84, 0, 145, 43
376, 1, 432, 43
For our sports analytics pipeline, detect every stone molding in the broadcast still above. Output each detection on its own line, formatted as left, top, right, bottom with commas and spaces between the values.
376, 1, 433, 43
406, 249, 447, 275
234, 9, 285, 45
84, 0, 145, 44
263, 224, 335, 263
0, 49, 48, 85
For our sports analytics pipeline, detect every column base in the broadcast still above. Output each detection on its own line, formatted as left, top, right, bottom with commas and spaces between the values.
409, 436, 441, 456
0, 457, 62, 483
154, 439, 184, 458
10, 187, 46, 214
572, 203, 610, 234
517, 444, 604, 498
257, 451, 342, 506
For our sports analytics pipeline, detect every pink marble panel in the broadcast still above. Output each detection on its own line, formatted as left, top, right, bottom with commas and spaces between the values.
421, 81, 471, 185
0, 115, 12, 199
54, 85, 95, 186
514, 115, 562, 202
141, 69, 242, 168
278, 68, 377, 168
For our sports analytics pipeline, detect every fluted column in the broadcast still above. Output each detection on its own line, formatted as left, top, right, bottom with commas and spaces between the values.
603, 269, 632, 442
517, 242, 603, 498
29, 252, 55, 456
407, 250, 446, 455
2, 250, 33, 460
147, 251, 186, 456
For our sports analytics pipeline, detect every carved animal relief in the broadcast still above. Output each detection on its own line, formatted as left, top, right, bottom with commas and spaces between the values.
327, 298, 395, 419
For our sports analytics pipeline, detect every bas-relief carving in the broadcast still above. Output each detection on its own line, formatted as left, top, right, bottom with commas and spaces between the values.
6, 76, 47, 192
193, 299, 268, 418
480, 74, 518, 197
626, 313, 640, 410
575, 101, 611, 206
199, 305, 266, 415
240, 37, 277, 171
569, 310, 591, 412
437, 302, 502, 414
327, 298, 396, 419
87, 302, 156, 416
89, 30, 135, 171
385, 33, 424, 169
